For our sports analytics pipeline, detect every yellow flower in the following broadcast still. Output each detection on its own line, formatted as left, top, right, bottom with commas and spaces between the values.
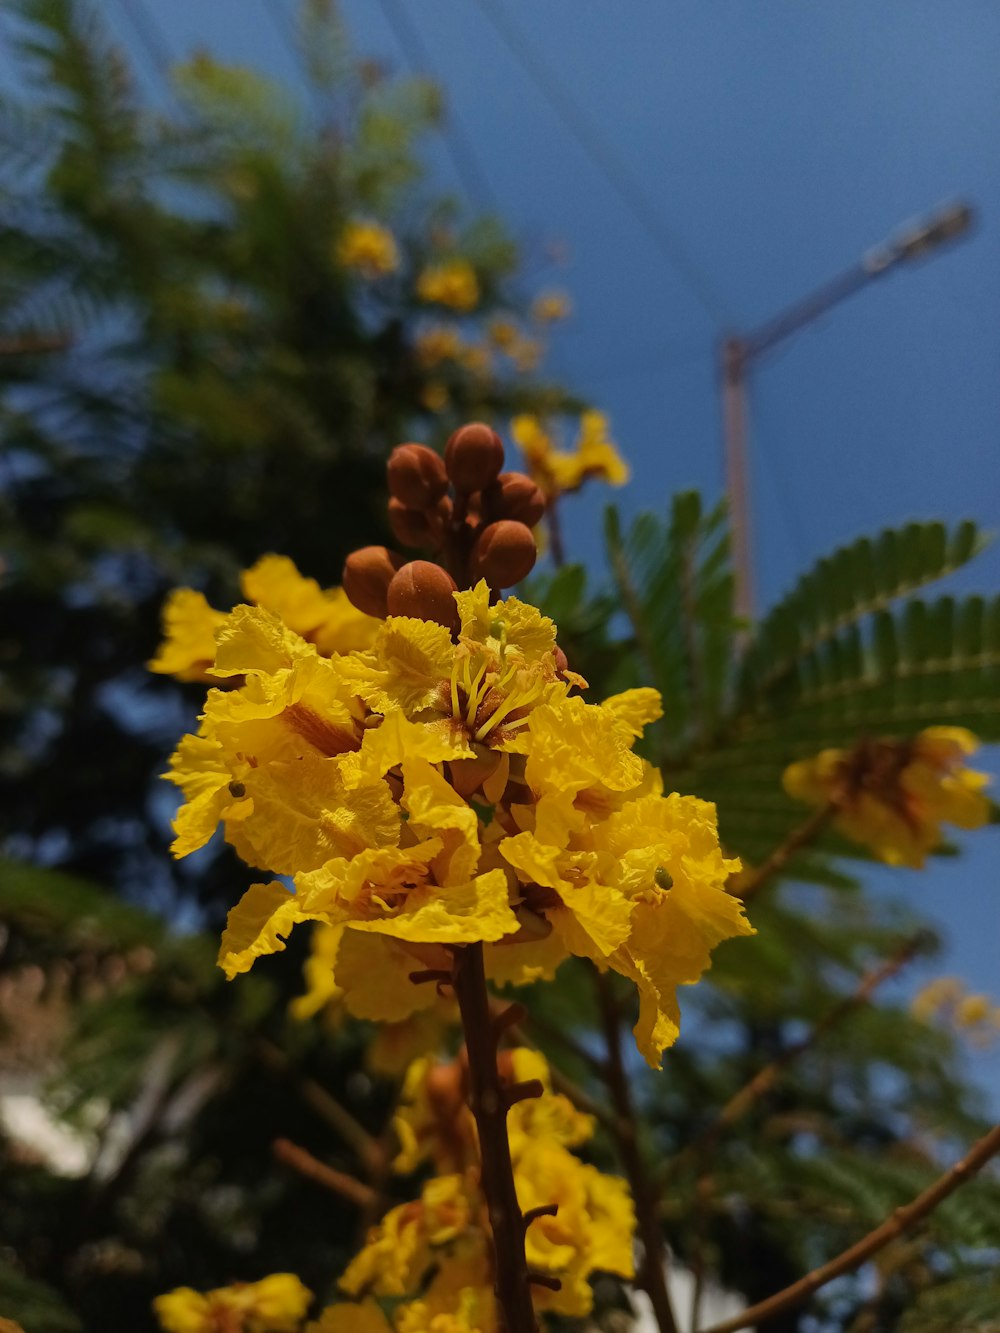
911, 976, 1000, 1048
421, 381, 450, 413
516, 1139, 634, 1316
530, 290, 571, 323
153, 1274, 311, 1333
149, 556, 378, 683
510, 412, 629, 499
487, 317, 519, 351
393, 1047, 591, 1176
911, 975, 963, 1023
783, 727, 991, 868
148, 588, 227, 682
341, 1174, 474, 1298
336, 219, 400, 277
415, 326, 465, 367
416, 260, 480, 312
307, 1303, 392, 1333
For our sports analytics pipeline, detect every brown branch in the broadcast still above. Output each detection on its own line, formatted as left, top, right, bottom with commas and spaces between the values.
594, 970, 678, 1333
253, 1037, 386, 1177
453, 942, 539, 1333
0, 332, 71, 357
697, 1121, 1000, 1333
273, 1137, 377, 1209
733, 802, 836, 904
546, 496, 566, 568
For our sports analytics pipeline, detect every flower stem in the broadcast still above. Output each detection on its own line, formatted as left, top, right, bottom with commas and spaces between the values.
452, 942, 539, 1333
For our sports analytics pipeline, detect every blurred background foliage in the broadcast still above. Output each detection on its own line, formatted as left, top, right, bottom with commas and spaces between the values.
1, 3, 998, 1332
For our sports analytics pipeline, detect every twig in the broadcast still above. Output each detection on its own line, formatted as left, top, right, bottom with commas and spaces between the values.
733, 802, 836, 904
0, 333, 71, 357
546, 496, 566, 568
254, 1037, 386, 1177
594, 970, 678, 1333
453, 942, 539, 1333
273, 1137, 377, 1209
697, 1121, 1000, 1333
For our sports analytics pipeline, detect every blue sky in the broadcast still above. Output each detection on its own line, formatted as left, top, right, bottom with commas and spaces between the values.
81, 2, 1000, 1100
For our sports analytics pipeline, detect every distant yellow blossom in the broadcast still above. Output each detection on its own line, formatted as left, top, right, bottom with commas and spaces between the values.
511, 411, 629, 499
531, 290, 571, 323
153, 1273, 311, 1333
487, 317, 519, 351
415, 326, 465, 367
783, 727, 991, 868
416, 260, 480, 312
336, 219, 400, 277
912, 975, 1000, 1048
421, 381, 450, 413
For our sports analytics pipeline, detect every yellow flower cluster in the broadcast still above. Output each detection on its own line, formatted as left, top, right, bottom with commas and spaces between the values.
912, 976, 1000, 1049
149, 555, 379, 683
336, 220, 400, 278
164, 579, 750, 1067
414, 327, 493, 378
416, 260, 480, 312
783, 727, 991, 868
323, 1047, 633, 1326
154, 1273, 311, 1333
530, 291, 572, 324
511, 412, 629, 499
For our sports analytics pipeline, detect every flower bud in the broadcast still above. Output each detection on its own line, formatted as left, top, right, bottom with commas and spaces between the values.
342, 545, 406, 618
386, 560, 459, 629
444, 422, 504, 493
388, 496, 451, 551
471, 520, 537, 587
387, 443, 449, 508
482, 471, 546, 528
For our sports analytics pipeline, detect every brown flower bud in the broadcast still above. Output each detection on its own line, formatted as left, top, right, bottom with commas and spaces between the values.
553, 645, 569, 675
387, 443, 449, 508
425, 1060, 466, 1123
386, 560, 459, 630
444, 422, 504, 493
388, 496, 452, 551
471, 520, 537, 587
342, 545, 406, 618
482, 471, 546, 528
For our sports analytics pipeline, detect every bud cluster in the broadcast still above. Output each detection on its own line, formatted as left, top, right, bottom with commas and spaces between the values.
343, 422, 547, 629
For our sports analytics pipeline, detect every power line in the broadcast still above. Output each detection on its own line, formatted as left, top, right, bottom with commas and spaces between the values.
260, 0, 302, 73
114, 0, 173, 84
471, 0, 728, 328
376, 0, 500, 212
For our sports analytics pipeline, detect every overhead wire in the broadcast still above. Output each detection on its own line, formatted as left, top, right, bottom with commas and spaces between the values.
470, 0, 729, 329
375, 0, 500, 212
114, 0, 173, 85
260, 0, 303, 73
